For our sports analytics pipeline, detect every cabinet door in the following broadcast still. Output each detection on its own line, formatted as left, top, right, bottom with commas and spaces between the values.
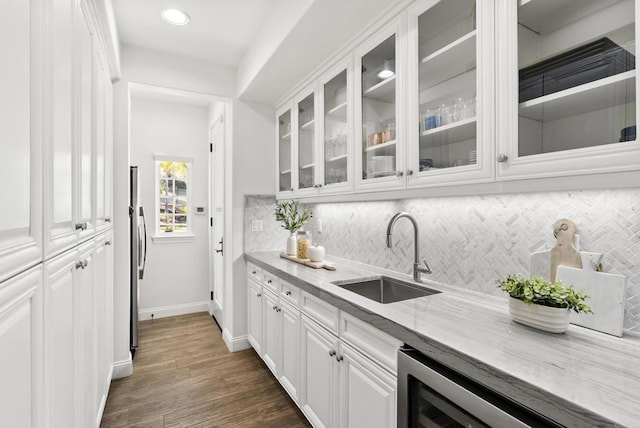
338, 343, 396, 428
355, 20, 405, 191
0, 266, 43, 428
93, 233, 112, 420
77, 5, 94, 240
276, 103, 296, 197
300, 315, 338, 428
44, 248, 77, 428
1, 0, 43, 280
75, 241, 96, 428
407, 0, 495, 187
496, 0, 640, 179
104, 72, 113, 227
93, 47, 107, 231
279, 301, 300, 402
319, 60, 353, 194
247, 279, 263, 355
295, 85, 320, 195
262, 289, 280, 375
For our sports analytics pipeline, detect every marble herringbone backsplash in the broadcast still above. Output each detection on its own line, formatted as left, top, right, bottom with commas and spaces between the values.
244, 189, 640, 334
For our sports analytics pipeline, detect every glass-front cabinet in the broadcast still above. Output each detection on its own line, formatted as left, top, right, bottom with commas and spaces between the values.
497, 0, 640, 179
297, 90, 316, 193
277, 104, 294, 196
320, 62, 352, 192
355, 22, 403, 191
407, 0, 495, 187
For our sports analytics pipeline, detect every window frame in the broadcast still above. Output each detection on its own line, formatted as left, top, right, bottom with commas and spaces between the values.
152, 155, 195, 243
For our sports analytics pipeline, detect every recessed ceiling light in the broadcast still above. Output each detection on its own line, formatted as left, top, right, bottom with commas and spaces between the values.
161, 8, 190, 26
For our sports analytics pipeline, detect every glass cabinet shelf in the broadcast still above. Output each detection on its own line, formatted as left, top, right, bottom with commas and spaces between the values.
363, 75, 396, 102
280, 169, 291, 174
281, 132, 291, 139
419, 30, 476, 90
420, 116, 476, 137
327, 101, 347, 118
519, 70, 635, 122
364, 139, 397, 152
301, 119, 315, 130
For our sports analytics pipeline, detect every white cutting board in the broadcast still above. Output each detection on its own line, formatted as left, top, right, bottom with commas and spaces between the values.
556, 266, 626, 337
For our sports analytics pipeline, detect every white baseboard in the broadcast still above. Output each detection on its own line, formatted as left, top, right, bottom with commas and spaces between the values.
112, 355, 133, 379
139, 301, 209, 321
96, 364, 114, 426
222, 328, 251, 352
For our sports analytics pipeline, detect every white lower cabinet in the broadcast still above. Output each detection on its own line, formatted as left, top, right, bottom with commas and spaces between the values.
247, 278, 263, 354
301, 315, 339, 428
246, 268, 399, 428
338, 342, 396, 428
43, 234, 113, 428
0, 265, 44, 428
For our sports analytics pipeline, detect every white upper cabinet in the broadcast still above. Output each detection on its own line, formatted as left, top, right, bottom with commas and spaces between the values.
0, 0, 44, 282
407, 0, 495, 187
355, 20, 405, 191
496, 0, 640, 179
295, 85, 320, 195
319, 60, 353, 194
276, 103, 295, 198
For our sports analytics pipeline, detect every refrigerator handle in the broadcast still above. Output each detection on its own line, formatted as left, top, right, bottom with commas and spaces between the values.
139, 207, 148, 280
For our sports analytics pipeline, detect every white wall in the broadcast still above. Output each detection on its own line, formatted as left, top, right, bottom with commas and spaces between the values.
130, 97, 210, 318
113, 45, 275, 375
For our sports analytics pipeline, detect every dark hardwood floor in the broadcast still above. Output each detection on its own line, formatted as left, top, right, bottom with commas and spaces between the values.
101, 312, 311, 428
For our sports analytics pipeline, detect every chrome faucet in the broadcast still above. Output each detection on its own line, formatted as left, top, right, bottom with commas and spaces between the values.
386, 212, 432, 282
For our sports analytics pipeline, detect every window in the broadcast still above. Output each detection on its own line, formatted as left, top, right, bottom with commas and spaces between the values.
155, 157, 192, 237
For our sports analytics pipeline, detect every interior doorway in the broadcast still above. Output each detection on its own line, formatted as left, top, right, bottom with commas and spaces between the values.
209, 110, 225, 325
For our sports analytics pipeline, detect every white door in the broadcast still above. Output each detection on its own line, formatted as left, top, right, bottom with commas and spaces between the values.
338, 342, 397, 428
209, 116, 225, 322
300, 316, 338, 428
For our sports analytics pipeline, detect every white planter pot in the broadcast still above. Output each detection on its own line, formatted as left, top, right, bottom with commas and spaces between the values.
508, 297, 570, 334
286, 233, 297, 256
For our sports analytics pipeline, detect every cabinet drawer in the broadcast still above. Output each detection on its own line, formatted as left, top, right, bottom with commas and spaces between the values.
247, 262, 262, 282
263, 270, 279, 293
300, 291, 339, 334
279, 280, 299, 307
339, 311, 402, 374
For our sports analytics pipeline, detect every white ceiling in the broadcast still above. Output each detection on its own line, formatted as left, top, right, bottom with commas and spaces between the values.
112, 0, 279, 67
112, 0, 409, 103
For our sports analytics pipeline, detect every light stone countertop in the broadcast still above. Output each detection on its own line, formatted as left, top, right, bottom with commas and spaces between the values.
245, 251, 640, 428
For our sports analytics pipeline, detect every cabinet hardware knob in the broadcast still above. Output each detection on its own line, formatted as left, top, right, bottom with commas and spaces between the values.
277, 308, 281, 313
267, 279, 272, 284
75, 223, 84, 230
285, 291, 291, 296
82, 260, 89, 268
105, 217, 111, 223
273, 305, 277, 310
75, 262, 84, 270
497, 153, 509, 163
396, 171, 404, 177
336, 355, 344, 362
83, 222, 88, 230
257, 293, 261, 297
251, 271, 257, 275
407, 169, 413, 176
105, 241, 111, 246
290, 188, 294, 192
329, 350, 336, 357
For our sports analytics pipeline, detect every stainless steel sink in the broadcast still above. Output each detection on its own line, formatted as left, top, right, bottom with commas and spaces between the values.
332, 276, 440, 304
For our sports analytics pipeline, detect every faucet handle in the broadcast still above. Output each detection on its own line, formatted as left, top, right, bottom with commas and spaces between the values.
419, 260, 432, 274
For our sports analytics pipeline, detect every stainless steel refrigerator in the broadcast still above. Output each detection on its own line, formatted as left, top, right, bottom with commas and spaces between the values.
130, 166, 147, 357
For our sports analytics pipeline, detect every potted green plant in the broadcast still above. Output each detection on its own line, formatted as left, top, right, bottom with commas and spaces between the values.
497, 274, 592, 333
274, 200, 312, 256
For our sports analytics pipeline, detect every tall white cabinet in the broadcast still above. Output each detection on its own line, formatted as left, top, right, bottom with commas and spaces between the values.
0, 0, 116, 427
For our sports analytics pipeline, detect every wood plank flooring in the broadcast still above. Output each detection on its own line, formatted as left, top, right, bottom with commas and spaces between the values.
101, 312, 311, 428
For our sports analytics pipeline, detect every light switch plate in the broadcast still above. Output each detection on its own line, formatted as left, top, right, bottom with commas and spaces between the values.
251, 220, 263, 232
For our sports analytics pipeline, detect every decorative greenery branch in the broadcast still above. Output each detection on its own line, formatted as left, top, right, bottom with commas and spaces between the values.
274, 200, 312, 233
497, 274, 593, 314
